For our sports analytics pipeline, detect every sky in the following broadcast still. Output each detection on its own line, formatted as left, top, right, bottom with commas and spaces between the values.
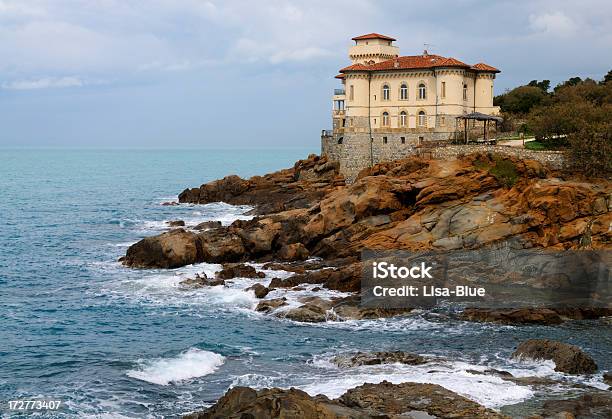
0, 0, 610, 148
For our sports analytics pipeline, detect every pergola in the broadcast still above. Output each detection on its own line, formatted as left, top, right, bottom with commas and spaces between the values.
456, 112, 503, 144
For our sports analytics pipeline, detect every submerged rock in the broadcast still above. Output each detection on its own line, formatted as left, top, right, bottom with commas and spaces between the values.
179, 273, 225, 288
512, 339, 598, 375
184, 381, 507, 419
536, 391, 612, 418
166, 220, 185, 227
332, 351, 427, 368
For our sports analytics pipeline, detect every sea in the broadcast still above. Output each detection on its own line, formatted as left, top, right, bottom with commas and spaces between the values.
0, 149, 610, 418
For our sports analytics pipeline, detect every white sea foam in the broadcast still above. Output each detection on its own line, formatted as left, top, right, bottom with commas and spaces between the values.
300, 358, 534, 408
126, 348, 225, 385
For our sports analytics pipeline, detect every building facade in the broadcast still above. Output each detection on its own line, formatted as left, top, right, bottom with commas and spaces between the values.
322, 33, 501, 180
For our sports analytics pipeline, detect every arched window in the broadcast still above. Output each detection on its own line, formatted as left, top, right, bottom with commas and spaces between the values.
382, 112, 390, 127
338, 137, 343, 144
400, 83, 408, 100
400, 111, 407, 127
418, 83, 426, 100
463, 83, 468, 100
418, 111, 426, 127
382, 84, 390, 100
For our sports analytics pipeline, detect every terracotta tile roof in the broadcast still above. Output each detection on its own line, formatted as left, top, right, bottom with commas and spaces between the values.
334, 73, 345, 79
352, 33, 396, 41
471, 62, 500, 73
339, 54, 500, 74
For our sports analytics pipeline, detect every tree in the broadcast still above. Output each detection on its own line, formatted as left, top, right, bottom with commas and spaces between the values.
528, 79, 551, 92
495, 85, 549, 114
602, 70, 612, 85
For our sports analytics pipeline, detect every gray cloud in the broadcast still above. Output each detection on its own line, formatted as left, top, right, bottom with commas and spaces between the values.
0, 0, 610, 147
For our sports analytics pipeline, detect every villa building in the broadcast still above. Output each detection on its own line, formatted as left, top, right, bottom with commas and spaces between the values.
322, 33, 501, 180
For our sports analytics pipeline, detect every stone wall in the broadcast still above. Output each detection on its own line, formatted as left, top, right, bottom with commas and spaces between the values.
321, 135, 567, 181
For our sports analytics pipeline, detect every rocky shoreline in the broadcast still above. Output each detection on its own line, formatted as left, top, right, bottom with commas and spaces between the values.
121, 153, 611, 418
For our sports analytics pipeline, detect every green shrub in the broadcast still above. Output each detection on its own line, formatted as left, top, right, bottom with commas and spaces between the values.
490, 158, 518, 187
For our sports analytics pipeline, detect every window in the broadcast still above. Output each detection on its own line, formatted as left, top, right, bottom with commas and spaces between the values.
440, 116, 445, 126
337, 137, 343, 144
401, 137, 406, 144
418, 136, 424, 145
418, 111, 426, 127
400, 83, 408, 100
441, 81, 446, 99
418, 83, 426, 100
349, 85, 354, 101
382, 112, 390, 127
400, 111, 407, 127
349, 118, 354, 127
463, 83, 468, 101
383, 137, 388, 144
342, 119, 346, 127
382, 84, 390, 100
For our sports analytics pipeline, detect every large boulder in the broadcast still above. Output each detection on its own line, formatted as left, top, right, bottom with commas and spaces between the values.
537, 391, 612, 418
183, 387, 366, 419
122, 229, 199, 268
338, 381, 507, 418
512, 339, 598, 374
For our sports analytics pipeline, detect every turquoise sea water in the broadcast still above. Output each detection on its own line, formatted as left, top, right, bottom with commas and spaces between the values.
0, 149, 610, 418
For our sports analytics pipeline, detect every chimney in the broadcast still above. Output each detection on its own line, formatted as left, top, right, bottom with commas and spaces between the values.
393, 59, 399, 68
423, 49, 428, 56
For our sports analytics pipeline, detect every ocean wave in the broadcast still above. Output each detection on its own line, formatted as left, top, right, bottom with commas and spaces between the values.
126, 348, 225, 385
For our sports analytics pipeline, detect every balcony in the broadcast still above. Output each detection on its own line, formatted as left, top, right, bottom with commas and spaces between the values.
333, 109, 345, 116
334, 88, 346, 95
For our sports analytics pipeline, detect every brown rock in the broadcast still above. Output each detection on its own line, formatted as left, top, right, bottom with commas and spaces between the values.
216, 263, 265, 279
166, 220, 185, 227
537, 391, 612, 418
193, 221, 222, 230
255, 298, 287, 313
338, 381, 507, 418
180, 273, 225, 288
246, 283, 269, 298
123, 228, 199, 268
512, 339, 598, 374
277, 243, 310, 261
461, 308, 564, 325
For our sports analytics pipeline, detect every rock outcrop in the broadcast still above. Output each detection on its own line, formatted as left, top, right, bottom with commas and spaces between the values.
512, 339, 598, 374
124, 155, 611, 271
184, 381, 507, 419
332, 351, 427, 368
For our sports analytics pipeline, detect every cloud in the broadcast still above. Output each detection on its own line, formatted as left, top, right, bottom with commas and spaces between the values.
529, 11, 578, 37
2, 76, 102, 90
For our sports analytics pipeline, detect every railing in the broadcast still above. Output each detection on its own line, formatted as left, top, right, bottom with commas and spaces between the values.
333, 109, 345, 116
321, 130, 333, 137
334, 89, 346, 95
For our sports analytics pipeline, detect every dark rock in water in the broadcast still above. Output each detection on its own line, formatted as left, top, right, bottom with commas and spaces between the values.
166, 220, 186, 227
604, 372, 612, 386
461, 308, 563, 325
332, 351, 427, 368
246, 283, 269, 299
184, 381, 507, 419
180, 273, 225, 288
512, 339, 598, 375
161, 201, 179, 206
123, 229, 200, 269
193, 221, 222, 230
537, 391, 612, 418
276, 243, 309, 261
338, 381, 507, 418
255, 298, 287, 313
216, 263, 265, 279
268, 263, 361, 292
